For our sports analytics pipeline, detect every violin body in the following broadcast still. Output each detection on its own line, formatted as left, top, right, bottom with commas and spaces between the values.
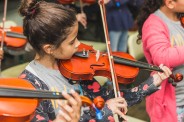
58, 43, 139, 84
0, 26, 26, 48
0, 78, 38, 122
0, 26, 27, 55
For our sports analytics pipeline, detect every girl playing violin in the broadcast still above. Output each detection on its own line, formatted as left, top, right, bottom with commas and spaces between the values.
19, 0, 172, 121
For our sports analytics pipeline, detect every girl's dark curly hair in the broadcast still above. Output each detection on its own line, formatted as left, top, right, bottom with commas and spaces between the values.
19, 0, 77, 55
137, 0, 164, 40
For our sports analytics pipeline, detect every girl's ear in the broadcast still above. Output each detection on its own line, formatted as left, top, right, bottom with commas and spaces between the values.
42, 44, 54, 55
165, 0, 176, 9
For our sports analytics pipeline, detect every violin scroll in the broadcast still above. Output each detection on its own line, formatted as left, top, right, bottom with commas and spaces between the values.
81, 96, 105, 120
93, 96, 105, 110
168, 73, 183, 86
81, 96, 105, 110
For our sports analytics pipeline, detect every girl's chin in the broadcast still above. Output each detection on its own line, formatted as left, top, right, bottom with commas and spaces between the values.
65, 56, 73, 60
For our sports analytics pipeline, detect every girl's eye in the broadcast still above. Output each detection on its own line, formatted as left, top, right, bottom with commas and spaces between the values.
70, 37, 77, 45
70, 40, 75, 45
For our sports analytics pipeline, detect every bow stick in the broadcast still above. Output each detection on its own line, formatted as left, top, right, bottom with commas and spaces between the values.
98, 0, 126, 121
0, 0, 8, 75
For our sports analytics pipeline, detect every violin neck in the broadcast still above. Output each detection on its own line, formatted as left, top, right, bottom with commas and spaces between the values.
113, 56, 163, 72
0, 87, 67, 99
6, 31, 26, 39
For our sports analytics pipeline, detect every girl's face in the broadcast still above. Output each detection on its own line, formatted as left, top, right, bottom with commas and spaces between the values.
52, 21, 80, 60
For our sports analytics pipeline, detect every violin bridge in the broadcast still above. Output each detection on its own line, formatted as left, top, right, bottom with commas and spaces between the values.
96, 50, 100, 62
83, 48, 85, 56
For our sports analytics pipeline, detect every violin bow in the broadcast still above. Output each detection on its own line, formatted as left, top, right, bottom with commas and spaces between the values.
79, 0, 84, 13
98, 0, 125, 121
0, 0, 8, 75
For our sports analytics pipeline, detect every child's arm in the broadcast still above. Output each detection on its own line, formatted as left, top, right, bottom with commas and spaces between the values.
80, 64, 171, 120
122, 64, 171, 107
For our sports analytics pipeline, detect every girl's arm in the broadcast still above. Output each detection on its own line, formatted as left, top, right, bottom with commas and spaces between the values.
122, 64, 172, 107
81, 64, 171, 120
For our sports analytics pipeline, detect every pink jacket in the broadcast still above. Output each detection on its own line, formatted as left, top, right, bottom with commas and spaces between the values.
142, 14, 184, 122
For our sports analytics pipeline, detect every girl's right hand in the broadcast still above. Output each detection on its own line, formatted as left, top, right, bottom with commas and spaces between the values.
53, 89, 82, 122
106, 97, 128, 121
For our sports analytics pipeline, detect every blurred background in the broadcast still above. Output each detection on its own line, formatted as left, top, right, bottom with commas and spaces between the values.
0, 0, 151, 121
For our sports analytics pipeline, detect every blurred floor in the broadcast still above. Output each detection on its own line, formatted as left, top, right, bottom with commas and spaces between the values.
0, 0, 150, 121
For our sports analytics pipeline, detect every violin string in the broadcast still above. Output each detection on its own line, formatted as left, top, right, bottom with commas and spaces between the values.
0, 87, 63, 99
0, 86, 80, 99
113, 55, 163, 72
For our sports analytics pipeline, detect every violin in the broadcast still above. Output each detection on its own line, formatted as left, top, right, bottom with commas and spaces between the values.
0, 78, 105, 122
0, 0, 26, 58
58, 43, 183, 85
0, 26, 26, 48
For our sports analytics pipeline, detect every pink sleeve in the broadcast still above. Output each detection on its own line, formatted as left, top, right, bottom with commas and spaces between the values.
142, 15, 184, 68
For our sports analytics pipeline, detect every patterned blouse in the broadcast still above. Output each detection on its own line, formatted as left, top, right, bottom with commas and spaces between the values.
19, 69, 159, 122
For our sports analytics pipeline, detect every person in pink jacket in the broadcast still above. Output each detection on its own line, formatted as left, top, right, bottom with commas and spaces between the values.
137, 0, 184, 122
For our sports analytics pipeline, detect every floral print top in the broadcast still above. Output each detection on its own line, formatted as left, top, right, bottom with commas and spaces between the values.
19, 69, 159, 122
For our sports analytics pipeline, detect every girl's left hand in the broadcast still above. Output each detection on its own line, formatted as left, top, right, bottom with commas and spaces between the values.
54, 89, 82, 122
152, 64, 172, 87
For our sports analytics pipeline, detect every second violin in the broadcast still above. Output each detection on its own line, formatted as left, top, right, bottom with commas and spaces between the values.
0, 78, 105, 122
